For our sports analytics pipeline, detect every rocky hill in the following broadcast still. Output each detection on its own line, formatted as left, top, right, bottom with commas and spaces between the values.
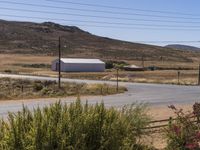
0, 19, 198, 62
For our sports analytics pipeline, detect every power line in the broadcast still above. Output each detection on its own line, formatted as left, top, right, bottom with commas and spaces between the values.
2, 14, 200, 31
1, 14, 200, 43
45, 0, 200, 17
2, 15, 200, 31
135, 41, 200, 43
1, 1, 200, 20
3, 12, 200, 28
3, 6, 200, 25
68, 24, 200, 31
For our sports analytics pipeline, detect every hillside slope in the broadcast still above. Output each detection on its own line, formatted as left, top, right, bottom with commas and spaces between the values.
166, 44, 200, 52
0, 20, 197, 62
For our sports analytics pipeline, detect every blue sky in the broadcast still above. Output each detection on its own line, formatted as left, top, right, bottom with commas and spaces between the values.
1, 0, 200, 47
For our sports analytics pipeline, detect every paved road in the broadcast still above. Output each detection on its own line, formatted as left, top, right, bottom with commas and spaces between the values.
0, 73, 200, 117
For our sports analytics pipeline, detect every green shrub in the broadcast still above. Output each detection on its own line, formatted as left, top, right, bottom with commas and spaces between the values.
40, 87, 49, 95
43, 80, 56, 87
13, 63, 51, 68
33, 83, 43, 91
105, 61, 114, 69
0, 100, 151, 150
4, 70, 19, 74
105, 60, 129, 69
4, 69, 12, 73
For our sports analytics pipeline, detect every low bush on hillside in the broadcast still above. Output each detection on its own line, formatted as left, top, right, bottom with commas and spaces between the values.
13, 63, 51, 68
0, 100, 153, 150
4, 69, 19, 74
165, 103, 200, 150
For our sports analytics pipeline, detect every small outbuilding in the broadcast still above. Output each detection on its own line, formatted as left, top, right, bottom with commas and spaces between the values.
123, 65, 145, 71
51, 58, 105, 72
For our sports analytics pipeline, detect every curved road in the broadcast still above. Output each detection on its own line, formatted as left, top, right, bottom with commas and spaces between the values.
0, 73, 200, 117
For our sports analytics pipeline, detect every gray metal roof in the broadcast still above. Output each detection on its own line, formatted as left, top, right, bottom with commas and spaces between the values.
60, 58, 105, 64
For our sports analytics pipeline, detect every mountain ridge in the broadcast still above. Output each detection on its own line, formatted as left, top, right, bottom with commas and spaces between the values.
0, 19, 197, 62
166, 44, 200, 52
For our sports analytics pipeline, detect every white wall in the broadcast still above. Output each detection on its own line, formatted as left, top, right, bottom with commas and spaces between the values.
52, 60, 105, 72
62, 63, 105, 72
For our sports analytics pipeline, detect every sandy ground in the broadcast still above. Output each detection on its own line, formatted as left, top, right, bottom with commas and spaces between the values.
149, 103, 193, 120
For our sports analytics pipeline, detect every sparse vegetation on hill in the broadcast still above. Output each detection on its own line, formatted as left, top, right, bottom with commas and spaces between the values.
0, 19, 198, 62
166, 44, 200, 52
13, 63, 51, 69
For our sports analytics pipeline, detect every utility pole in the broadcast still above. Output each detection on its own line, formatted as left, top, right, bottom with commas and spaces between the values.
116, 68, 119, 92
198, 64, 200, 85
58, 36, 61, 89
177, 71, 180, 85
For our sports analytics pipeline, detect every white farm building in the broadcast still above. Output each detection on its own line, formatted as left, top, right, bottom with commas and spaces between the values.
51, 58, 105, 72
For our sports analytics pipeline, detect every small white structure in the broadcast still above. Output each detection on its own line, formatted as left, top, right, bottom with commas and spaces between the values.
51, 58, 105, 72
123, 65, 145, 71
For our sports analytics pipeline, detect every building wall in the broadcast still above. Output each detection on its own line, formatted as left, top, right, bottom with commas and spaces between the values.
52, 60, 105, 72
51, 60, 64, 71
51, 60, 57, 71
62, 63, 105, 72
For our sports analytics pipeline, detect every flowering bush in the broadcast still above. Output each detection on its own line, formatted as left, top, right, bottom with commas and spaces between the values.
166, 103, 200, 150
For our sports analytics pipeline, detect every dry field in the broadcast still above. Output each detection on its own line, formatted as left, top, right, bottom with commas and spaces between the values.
1, 54, 200, 85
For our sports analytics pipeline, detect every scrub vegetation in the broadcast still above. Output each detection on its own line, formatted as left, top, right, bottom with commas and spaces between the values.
0, 100, 154, 150
0, 78, 127, 100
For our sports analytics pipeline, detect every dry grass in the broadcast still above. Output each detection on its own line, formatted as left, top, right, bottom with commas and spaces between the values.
0, 78, 126, 100
1, 54, 200, 85
0, 54, 55, 74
